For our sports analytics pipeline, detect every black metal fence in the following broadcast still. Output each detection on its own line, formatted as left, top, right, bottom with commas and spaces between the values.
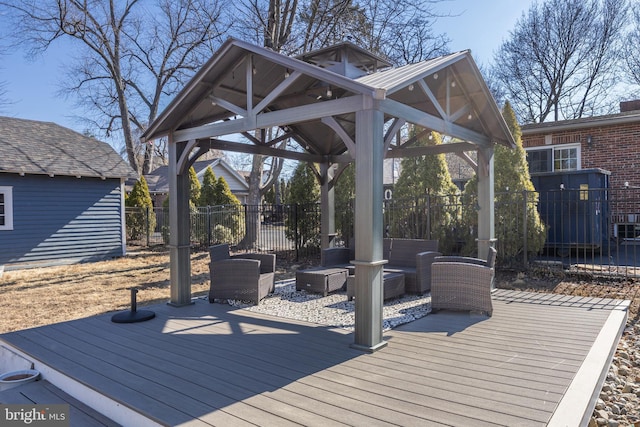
126, 187, 640, 276
533, 187, 640, 277
126, 203, 322, 260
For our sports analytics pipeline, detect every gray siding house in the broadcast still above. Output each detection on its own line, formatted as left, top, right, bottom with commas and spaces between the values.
0, 116, 135, 270
144, 158, 250, 206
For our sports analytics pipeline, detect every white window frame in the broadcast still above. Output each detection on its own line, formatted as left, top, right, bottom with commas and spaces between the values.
525, 143, 581, 173
0, 186, 14, 231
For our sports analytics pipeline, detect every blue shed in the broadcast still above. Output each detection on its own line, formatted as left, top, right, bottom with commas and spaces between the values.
0, 117, 136, 271
530, 168, 611, 254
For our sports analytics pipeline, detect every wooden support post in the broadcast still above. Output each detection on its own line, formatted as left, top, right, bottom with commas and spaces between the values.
477, 146, 496, 261
168, 138, 193, 306
352, 108, 387, 352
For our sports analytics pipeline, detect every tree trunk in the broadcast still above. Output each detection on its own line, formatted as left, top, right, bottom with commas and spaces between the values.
142, 142, 154, 174
116, 79, 140, 174
238, 154, 264, 249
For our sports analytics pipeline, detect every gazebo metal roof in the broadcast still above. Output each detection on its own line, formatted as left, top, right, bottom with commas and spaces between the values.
142, 38, 514, 161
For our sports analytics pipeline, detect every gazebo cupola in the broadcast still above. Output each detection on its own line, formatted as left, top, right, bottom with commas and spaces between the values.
297, 42, 393, 78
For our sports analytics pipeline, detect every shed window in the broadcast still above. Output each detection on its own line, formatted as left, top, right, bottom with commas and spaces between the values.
526, 144, 580, 173
0, 186, 13, 230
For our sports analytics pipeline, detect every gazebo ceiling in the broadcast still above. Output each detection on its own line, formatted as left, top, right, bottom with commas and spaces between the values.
142, 38, 515, 163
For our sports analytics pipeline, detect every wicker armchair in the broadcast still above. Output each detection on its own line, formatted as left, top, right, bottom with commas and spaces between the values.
434, 247, 497, 290
208, 244, 276, 305
430, 260, 494, 316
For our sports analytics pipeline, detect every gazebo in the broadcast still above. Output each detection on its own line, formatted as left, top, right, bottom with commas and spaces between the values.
141, 38, 515, 352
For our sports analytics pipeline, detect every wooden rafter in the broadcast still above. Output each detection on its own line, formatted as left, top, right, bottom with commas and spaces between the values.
253, 71, 303, 114
173, 95, 366, 142
209, 96, 247, 117
417, 79, 446, 119
379, 98, 490, 145
177, 139, 200, 174
321, 116, 355, 158
387, 141, 477, 158
246, 55, 253, 112
201, 138, 327, 163
383, 118, 405, 152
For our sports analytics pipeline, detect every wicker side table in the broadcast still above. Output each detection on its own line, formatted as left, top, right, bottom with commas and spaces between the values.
346, 272, 405, 301
295, 267, 348, 296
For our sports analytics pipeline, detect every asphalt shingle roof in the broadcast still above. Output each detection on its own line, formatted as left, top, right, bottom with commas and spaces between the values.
0, 116, 135, 179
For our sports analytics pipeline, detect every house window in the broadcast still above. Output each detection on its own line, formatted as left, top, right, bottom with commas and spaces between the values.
0, 186, 13, 231
527, 149, 551, 173
554, 147, 578, 171
526, 144, 580, 173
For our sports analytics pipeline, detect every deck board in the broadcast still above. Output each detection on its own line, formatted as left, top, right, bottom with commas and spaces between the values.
0, 380, 119, 426
0, 289, 628, 427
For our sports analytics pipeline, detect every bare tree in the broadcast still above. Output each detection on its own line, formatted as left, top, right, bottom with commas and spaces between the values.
492, 0, 627, 124
298, 0, 366, 52
297, 0, 448, 64
623, 2, 640, 91
0, 35, 11, 113
0, 78, 8, 114
345, 0, 449, 64
478, 64, 506, 110
1, 0, 228, 174
231, 0, 296, 249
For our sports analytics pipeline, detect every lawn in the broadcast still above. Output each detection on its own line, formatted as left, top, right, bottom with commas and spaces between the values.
0, 248, 312, 334
0, 249, 210, 334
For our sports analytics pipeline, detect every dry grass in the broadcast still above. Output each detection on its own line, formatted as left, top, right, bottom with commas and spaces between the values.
0, 249, 215, 334
0, 248, 310, 335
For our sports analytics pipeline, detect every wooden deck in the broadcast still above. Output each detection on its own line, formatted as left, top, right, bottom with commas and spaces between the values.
0, 289, 628, 427
0, 380, 119, 426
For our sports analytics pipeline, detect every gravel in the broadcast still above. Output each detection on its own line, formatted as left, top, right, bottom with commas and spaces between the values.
217, 279, 432, 331
591, 322, 640, 427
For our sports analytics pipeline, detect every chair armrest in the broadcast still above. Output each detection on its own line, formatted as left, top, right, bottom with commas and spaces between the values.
434, 255, 487, 266
232, 253, 276, 274
414, 250, 442, 293
417, 250, 442, 260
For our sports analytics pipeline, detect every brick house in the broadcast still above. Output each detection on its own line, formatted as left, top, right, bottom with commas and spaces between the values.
521, 101, 640, 243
